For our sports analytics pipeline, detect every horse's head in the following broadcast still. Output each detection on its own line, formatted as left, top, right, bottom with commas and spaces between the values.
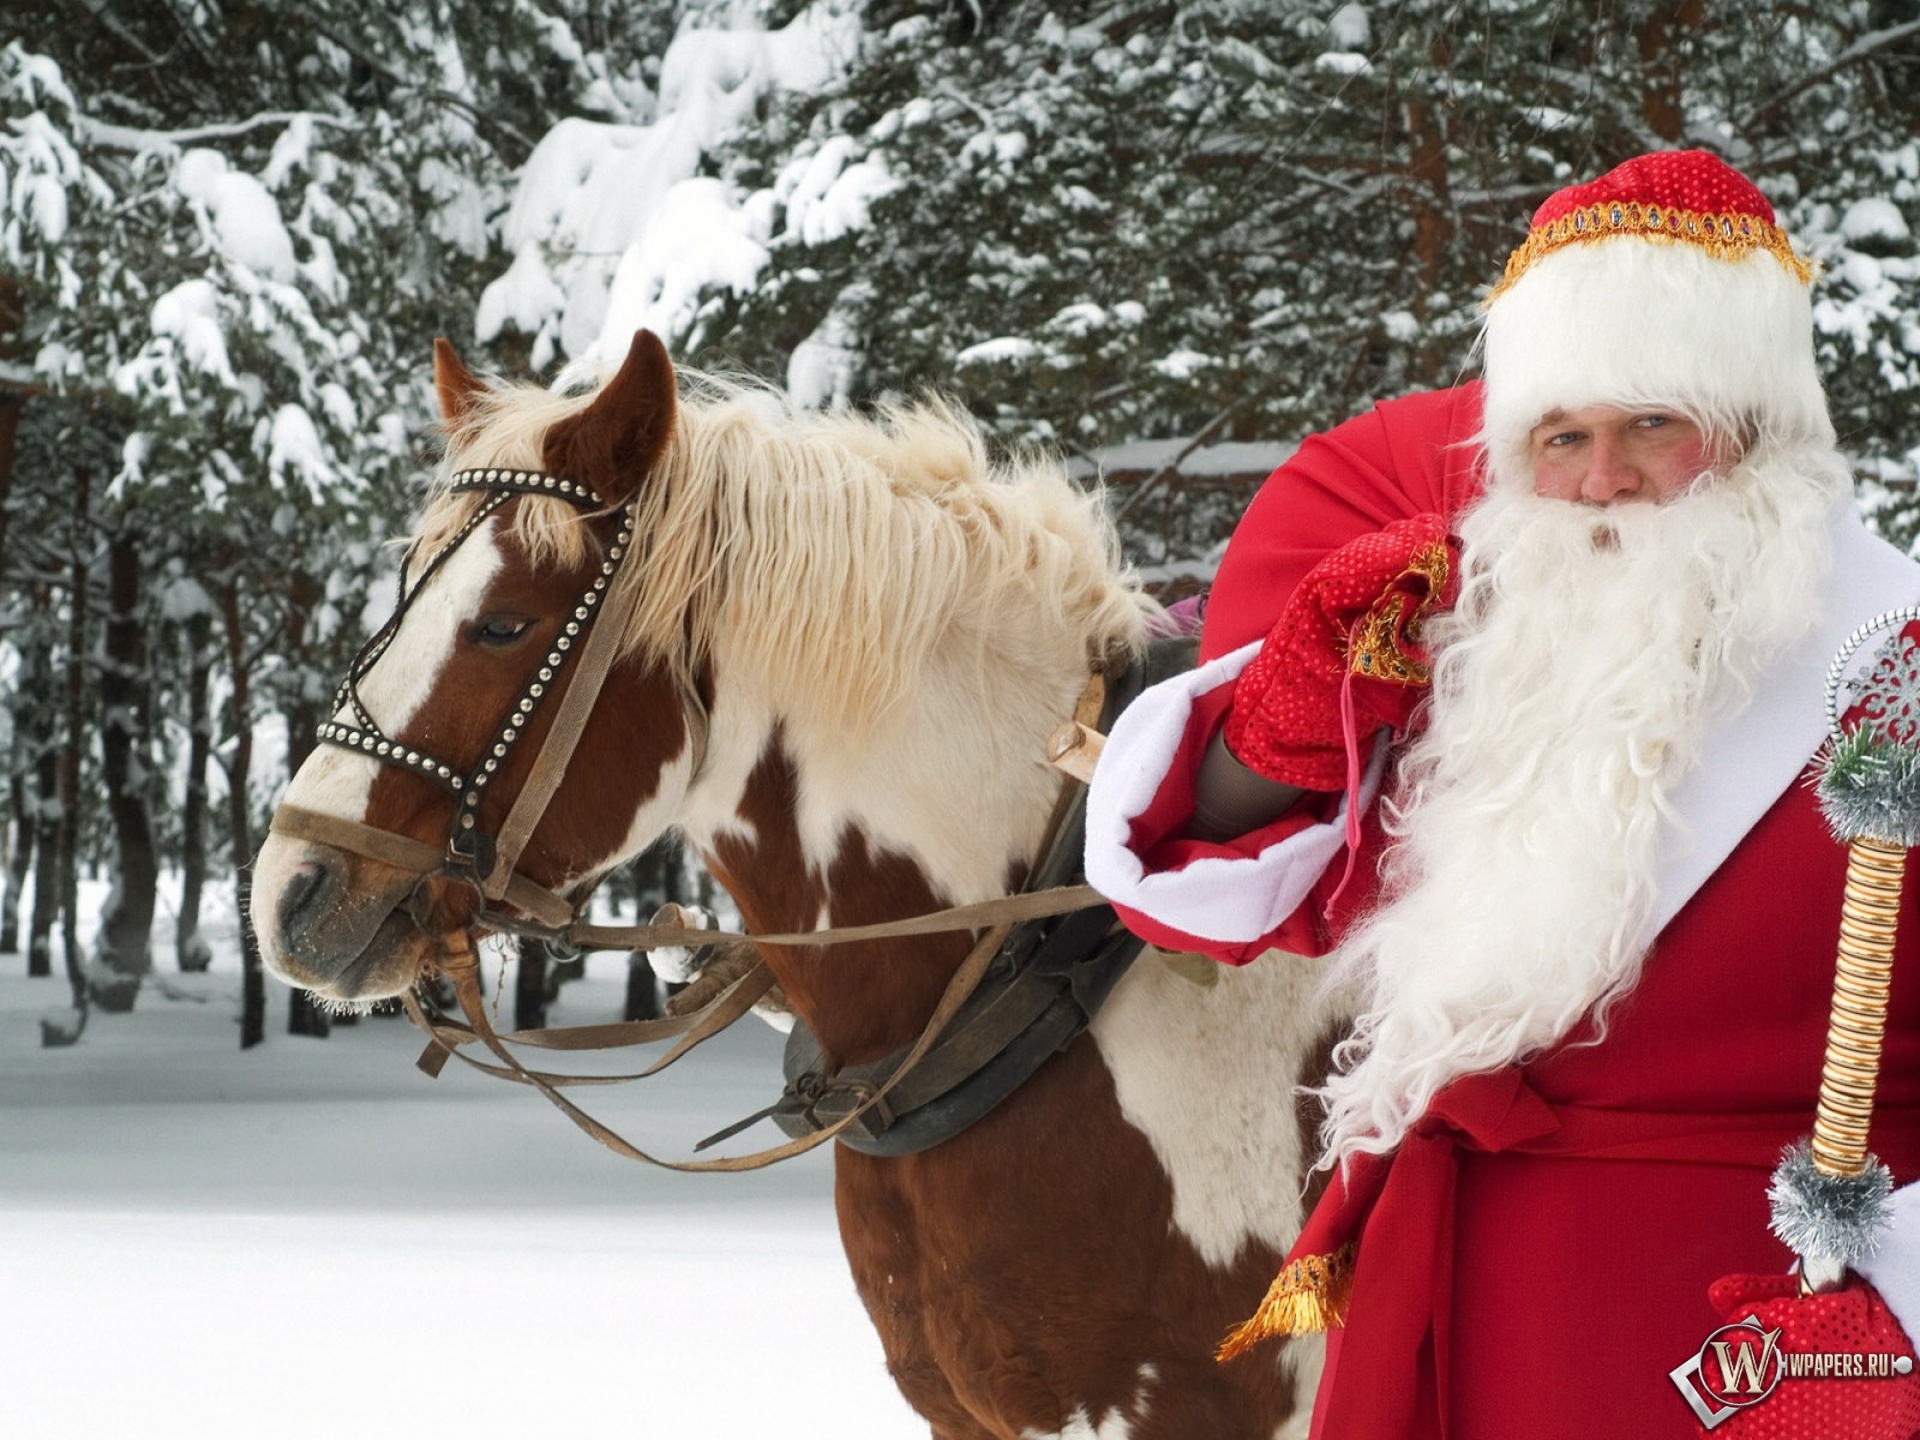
252, 331, 702, 1001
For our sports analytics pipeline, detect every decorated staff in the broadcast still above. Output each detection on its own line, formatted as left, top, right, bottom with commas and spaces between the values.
1686, 611, 1920, 1438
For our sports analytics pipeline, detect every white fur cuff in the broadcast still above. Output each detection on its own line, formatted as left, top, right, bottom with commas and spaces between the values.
1086, 641, 1385, 947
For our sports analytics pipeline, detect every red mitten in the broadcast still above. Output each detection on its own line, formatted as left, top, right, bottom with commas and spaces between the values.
1225, 514, 1459, 790
1678, 1273, 1920, 1439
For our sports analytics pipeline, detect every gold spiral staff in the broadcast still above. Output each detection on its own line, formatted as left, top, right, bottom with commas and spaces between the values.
1777, 609, 1920, 1292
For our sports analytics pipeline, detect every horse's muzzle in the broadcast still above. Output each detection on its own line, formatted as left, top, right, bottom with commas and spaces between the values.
252, 829, 434, 1000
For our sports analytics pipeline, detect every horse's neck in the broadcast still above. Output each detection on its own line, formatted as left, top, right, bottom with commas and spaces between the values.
683, 644, 1085, 1067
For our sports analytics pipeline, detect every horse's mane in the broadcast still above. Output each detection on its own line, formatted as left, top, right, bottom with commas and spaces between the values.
416, 370, 1153, 728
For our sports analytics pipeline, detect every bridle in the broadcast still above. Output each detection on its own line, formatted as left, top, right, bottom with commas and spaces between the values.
292, 464, 708, 929
268, 459, 1121, 1171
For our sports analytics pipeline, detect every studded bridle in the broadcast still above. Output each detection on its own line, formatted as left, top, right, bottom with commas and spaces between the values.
301, 464, 707, 925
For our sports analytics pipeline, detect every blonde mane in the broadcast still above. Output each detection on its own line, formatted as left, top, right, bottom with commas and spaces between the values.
416, 371, 1154, 729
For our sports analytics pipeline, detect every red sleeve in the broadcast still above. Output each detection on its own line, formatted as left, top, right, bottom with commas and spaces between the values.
1199, 384, 1487, 663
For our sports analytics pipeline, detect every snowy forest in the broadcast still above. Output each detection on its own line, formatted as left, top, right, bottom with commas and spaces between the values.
2, 0, 1918, 1043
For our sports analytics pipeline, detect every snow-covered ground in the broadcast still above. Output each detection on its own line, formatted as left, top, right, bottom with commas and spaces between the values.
0, 892, 920, 1440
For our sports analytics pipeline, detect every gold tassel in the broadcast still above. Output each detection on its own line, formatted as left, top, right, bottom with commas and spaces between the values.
1216, 1245, 1357, 1362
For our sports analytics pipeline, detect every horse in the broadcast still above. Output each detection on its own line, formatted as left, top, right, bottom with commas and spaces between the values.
251, 329, 1340, 1440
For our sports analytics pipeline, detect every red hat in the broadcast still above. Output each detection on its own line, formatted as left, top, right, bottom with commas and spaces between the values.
1489, 150, 1812, 301
1479, 151, 1830, 481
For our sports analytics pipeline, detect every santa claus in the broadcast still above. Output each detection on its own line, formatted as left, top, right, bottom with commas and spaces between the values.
1085, 151, 1920, 1437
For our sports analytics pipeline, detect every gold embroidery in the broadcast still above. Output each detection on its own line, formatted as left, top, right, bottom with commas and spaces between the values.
1345, 542, 1451, 685
1485, 198, 1815, 304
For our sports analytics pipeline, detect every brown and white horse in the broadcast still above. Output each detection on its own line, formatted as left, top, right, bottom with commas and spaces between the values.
251, 331, 1336, 1440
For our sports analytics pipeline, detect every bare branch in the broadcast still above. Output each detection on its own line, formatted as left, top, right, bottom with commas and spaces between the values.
1744, 19, 1920, 133
287, 13, 537, 161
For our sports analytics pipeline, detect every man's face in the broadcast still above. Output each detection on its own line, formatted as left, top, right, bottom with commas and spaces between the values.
1527, 404, 1730, 505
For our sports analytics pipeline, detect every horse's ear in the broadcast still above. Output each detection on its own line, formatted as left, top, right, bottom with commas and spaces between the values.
434, 338, 485, 431
541, 330, 677, 507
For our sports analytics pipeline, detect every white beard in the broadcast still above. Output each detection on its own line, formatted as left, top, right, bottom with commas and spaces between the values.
1316, 443, 1846, 1167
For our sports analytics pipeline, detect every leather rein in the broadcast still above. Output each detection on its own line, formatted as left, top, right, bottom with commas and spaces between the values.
272, 462, 1113, 1171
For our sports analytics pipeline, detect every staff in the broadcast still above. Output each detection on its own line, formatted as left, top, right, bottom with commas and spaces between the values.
1772, 609, 1920, 1288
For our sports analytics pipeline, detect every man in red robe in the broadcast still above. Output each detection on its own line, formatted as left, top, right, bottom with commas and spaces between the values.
1085, 151, 1920, 1437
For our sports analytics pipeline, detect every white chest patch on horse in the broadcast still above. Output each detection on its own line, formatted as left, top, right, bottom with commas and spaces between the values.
281, 522, 503, 821
1090, 949, 1336, 1271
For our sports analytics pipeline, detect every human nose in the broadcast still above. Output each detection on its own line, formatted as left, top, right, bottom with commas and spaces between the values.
1580, 432, 1644, 505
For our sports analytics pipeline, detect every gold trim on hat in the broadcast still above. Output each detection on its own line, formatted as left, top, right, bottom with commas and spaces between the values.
1485, 198, 1814, 304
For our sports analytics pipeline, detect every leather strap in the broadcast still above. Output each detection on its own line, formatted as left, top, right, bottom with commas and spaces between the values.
485, 562, 696, 901
271, 804, 575, 929
271, 802, 1101, 950
413, 951, 777, 1085
408, 919, 1013, 1172
281, 670, 1116, 1170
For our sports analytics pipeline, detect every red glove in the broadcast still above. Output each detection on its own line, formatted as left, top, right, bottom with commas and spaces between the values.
1682, 1273, 1920, 1439
1225, 514, 1459, 790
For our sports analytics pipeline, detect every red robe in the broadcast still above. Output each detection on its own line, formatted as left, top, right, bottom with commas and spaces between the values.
1083, 384, 1920, 1437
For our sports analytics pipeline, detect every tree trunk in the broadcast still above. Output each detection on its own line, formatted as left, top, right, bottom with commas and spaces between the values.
0, 772, 31, 954
57, 465, 88, 1017
175, 610, 213, 971
92, 529, 157, 1011
1403, 37, 1455, 300
222, 581, 266, 1049
1637, 0, 1704, 143
282, 574, 328, 1036
26, 749, 58, 978
0, 273, 24, 582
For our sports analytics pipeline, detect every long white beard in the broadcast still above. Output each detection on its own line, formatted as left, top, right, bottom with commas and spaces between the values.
1317, 444, 1845, 1167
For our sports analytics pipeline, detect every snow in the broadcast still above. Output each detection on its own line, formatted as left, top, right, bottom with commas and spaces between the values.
265, 402, 334, 499
1314, 51, 1373, 76
479, 2, 863, 375
1073, 438, 1296, 480
956, 336, 1041, 366
787, 307, 862, 410
23, 166, 67, 242
173, 147, 299, 282
778, 137, 898, 247
145, 278, 234, 385
1328, 3, 1372, 51
1843, 197, 1913, 244
1, 883, 920, 1440
593, 176, 770, 364
1150, 348, 1215, 380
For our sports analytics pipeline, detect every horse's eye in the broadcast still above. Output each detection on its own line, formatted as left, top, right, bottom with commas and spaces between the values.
467, 615, 535, 647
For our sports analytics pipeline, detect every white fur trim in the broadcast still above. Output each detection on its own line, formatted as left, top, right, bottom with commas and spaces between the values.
1854, 1181, 1920, 1350
1652, 506, 1920, 933
1481, 238, 1832, 473
1085, 640, 1387, 946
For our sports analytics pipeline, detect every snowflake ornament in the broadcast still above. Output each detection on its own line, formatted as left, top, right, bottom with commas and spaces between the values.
1819, 608, 1920, 846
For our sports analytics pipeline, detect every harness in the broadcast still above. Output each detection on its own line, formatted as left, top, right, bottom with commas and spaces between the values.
760, 637, 1196, 1156
272, 458, 1196, 1169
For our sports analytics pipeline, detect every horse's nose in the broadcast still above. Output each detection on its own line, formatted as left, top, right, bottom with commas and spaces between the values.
275, 849, 347, 943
